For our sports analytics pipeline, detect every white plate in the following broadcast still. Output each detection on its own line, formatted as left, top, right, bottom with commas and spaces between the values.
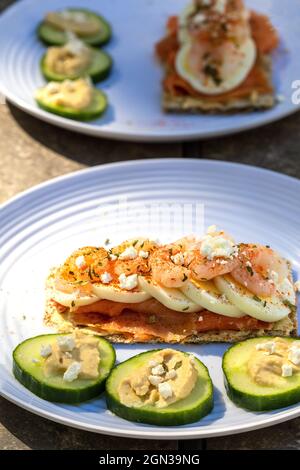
0, 158, 299, 440
0, 0, 299, 142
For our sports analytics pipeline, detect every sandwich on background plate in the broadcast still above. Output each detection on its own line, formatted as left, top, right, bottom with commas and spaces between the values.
155, 0, 279, 112
45, 226, 298, 343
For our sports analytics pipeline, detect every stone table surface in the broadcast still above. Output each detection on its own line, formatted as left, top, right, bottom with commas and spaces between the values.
1, 0, 300, 452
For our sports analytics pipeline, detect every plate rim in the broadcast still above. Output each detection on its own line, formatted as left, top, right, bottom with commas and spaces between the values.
1, 157, 300, 215
1, 157, 300, 439
0, 0, 300, 142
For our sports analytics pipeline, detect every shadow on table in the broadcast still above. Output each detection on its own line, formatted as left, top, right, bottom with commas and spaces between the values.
7, 102, 182, 166
0, 397, 178, 450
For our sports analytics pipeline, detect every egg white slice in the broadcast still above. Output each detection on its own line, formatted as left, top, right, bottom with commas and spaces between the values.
138, 276, 201, 313
215, 275, 291, 322
92, 282, 151, 304
51, 289, 99, 308
176, 37, 256, 95
181, 279, 244, 318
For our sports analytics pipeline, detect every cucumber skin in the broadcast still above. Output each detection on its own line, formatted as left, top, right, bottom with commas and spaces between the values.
13, 335, 116, 404
40, 53, 113, 84
35, 90, 107, 121
106, 389, 213, 426
106, 351, 214, 426
222, 337, 300, 412
37, 9, 112, 47
224, 375, 300, 412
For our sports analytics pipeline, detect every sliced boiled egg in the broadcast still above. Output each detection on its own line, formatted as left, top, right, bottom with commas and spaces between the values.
175, 37, 256, 95
215, 275, 291, 322
180, 279, 244, 318
51, 289, 98, 308
139, 276, 201, 313
91, 282, 151, 303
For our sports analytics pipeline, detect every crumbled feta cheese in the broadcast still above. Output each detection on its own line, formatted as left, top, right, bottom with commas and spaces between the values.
57, 335, 75, 352
148, 375, 163, 386
158, 382, 173, 399
170, 252, 185, 265
109, 254, 117, 261
278, 278, 296, 305
193, 12, 206, 24
101, 272, 112, 284
151, 364, 165, 376
269, 270, 279, 284
198, 315, 203, 322
139, 250, 149, 259
75, 255, 86, 269
200, 235, 235, 260
165, 369, 177, 380
256, 341, 276, 354
65, 31, 87, 55
282, 363, 293, 377
207, 225, 217, 234
40, 344, 52, 358
149, 360, 159, 367
63, 361, 81, 382
189, 355, 196, 365
119, 246, 138, 260
149, 359, 159, 367
45, 81, 60, 94
118, 273, 138, 290
60, 10, 87, 24
288, 348, 300, 366
214, 0, 227, 14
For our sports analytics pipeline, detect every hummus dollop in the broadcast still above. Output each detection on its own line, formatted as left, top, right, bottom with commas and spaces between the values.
36, 78, 94, 110
43, 331, 100, 381
118, 349, 198, 409
45, 36, 92, 77
45, 10, 101, 37
248, 337, 300, 387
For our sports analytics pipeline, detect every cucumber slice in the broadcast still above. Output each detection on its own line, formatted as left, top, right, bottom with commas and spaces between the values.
40, 49, 112, 83
35, 88, 108, 121
223, 337, 300, 411
37, 9, 112, 46
13, 333, 115, 403
106, 350, 213, 426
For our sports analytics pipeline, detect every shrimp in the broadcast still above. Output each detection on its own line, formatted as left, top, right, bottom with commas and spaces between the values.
112, 239, 158, 277
150, 243, 189, 288
231, 244, 289, 297
177, 230, 239, 281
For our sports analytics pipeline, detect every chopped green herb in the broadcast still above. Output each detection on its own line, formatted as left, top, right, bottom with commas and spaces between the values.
246, 265, 254, 276
104, 238, 110, 246
71, 300, 75, 308
148, 315, 157, 324
182, 306, 189, 311
252, 295, 261, 302
182, 273, 188, 282
203, 64, 222, 85
132, 240, 138, 247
